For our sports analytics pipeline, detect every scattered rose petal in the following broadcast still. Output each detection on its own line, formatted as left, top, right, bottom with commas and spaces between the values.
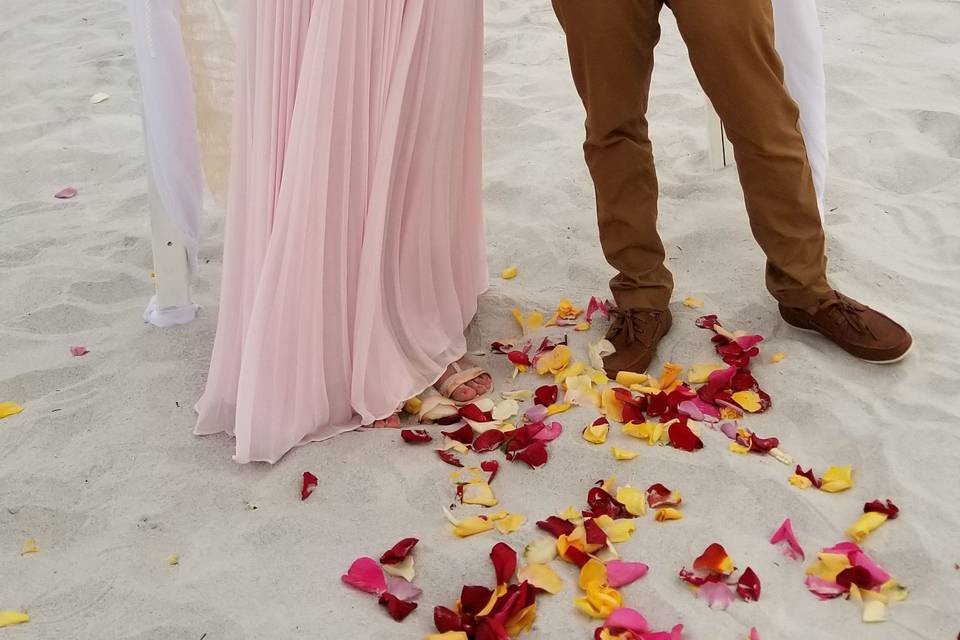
583, 418, 610, 444
736, 567, 761, 602
20, 538, 38, 555
864, 499, 900, 519
0, 612, 29, 628
537, 516, 576, 538
473, 429, 506, 453
379, 592, 418, 621
586, 297, 611, 323
524, 537, 558, 565
821, 465, 853, 493
300, 471, 318, 501
533, 421, 563, 442
491, 543, 518, 585
401, 429, 433, 444
605, 607, 650, 633
518, 563, 563, 594
380, 538, 419, 565
697, 582, 735, 610
770, 352, 786, 363
167, 554, 179, 565
611, 447, 639, 461
693, 543, 734, 575
846, 512, 889, 543
668, 421, 703, 452
89, 92, 110, 104
492, 399, 520, 422
731, 390, 762, 413
683, 296, 704, 309
494, 512, 525, 534
481, 459, 500, 484
436, 450, 464, 467
770, 518, 805, 561
0, 402, 24, 420
500, 266, 518, 280
654, 508, 683, 522
70, 346, 89, 356
646, 483, 682, 509
606, 560, 649, 588
615, 486, 646, 516
382, 555, 416, 581
342, 557, 387, 595
588, 339, 616, 370
442, 424, 476, 445
386, 576, 422, 601
54, 186, 78, 199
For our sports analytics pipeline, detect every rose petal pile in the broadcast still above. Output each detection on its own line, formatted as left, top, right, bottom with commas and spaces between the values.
804, 541, 908, 622
678, 543, 762, 610
341, 538, 422, 622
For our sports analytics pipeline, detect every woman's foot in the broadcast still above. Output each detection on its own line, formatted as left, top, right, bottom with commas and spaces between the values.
370, 413, 402, 429
435, 358, 493, 403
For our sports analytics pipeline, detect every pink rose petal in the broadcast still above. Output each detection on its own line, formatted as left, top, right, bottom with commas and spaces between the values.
54, 186, 77, 199
532, 421, 563, 443
733, 335, 764, 350
804, 575, 847, 600
605, 608, 649, 634
70, 346, 89, 357
769, 518, 805, 561
386, 576, 422, 602
524, 404, 549, 423
696, 582, 734, 610
749, 628, 761, 640
677, 400, 704, 421
341, 557, 387, 595
606, 560, 650, 588
640, 624, 685, 640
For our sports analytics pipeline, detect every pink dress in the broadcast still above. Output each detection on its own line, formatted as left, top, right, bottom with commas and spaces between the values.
195, 0, 488, 463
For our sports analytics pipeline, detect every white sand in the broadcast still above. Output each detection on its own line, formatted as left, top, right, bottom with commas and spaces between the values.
2, 1, 959, 638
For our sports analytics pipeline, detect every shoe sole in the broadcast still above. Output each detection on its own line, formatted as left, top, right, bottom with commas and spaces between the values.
785, 325, 913, 364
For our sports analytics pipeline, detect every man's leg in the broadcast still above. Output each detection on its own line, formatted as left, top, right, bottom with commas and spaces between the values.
552, 0, 671, 311
670, 0, 911, 363
669, 0, 831, 309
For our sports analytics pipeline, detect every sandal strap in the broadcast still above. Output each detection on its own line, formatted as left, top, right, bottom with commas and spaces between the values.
438, 366, 487, 399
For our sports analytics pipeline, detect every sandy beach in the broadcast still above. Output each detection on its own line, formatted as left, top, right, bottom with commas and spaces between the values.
2, 1, 959, 638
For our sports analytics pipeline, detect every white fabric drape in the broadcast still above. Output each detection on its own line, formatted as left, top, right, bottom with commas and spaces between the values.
129, 0, 204, 270
773, 0, 829, 215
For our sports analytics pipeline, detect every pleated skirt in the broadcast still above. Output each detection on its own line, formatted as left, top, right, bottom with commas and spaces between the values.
195, 0, 487, 463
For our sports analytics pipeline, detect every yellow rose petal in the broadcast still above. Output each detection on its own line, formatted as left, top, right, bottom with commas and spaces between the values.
654, 508, 684, 522
582, 421, 609, 444
537, 345, 572, 375
611, 447, 639, 461
683, 296, 704, 309
495, 513, 526, 534
462, 482, 498, 507
524, 537, 558, 565
546, 402, 572, 417
575, 321, 591, 332
452, 515, 495, 537
0, 612, 29, 628
615, 371, 648, 387
383, 555, 416, 581
594, 515, 636, 542
519, 563, 564, 594
622, 421, 665, 446
789, 474, 813, 489
771, 352, 786, 364
0, 402, 24, 420
658, 362, 684, 389
846, 511, 888, 543
506, 603, 538, 636
556, 361, 587, 385
403, 397, 423, 414
501, 265, 518, 280
427, 633, 470, 640
167, 554, 180, 566
578, 559, 608, 591
731, 390, 762, 413
527, 311, 545, 331
575, 585, 623, 619
616, 486, 646, 516
600, 388, 625, 423
821, 465, 854, 493
20, 539, 38, 555
729, 441, 752, 455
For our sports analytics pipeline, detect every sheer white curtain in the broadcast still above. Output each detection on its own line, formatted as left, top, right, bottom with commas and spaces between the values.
773, 0, 829, 215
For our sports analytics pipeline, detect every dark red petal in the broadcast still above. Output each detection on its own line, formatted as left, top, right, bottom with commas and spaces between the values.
584, 518, 608, 546
562, 544, 592, 568
508, 351, 532, 367
535, 385, 559, 407
646, 392, 669, 417
436, 413, 462, 426
442, 424, 477, 445
433, 606, 464, 633
472, 429, 506, 453
460, 585, 494, 616
401, 429, 433, 444
378, 592, 418, 622
436, 450, 464, 467
836, 566, 877, 590
693, 543, 733, 575
460, 404, 493, 423
864, 499, 900, 519
678, 567, 710, 587
512, 440, 549, 469
586, 487, 632, 519
537, 515, 576, 538
749, 434, 780, 453
380, 538, 419, 565
490, 542, 517, 585
481, 459, 500, 484
668, 421, 704, 452
736, 567, 762, 602
300, 472, 318, 501
622, 403, 645, 424
490, 341, 514, 354
794, 465, 822, 489
646, 483, 680, 508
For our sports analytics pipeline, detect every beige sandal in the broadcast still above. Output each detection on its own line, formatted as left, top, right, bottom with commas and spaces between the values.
437, 361, 490, 401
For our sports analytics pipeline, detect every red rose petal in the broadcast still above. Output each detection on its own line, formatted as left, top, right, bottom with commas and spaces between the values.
300, 471, 318, 501
380, 538, 419, 565
536, 515, 576, 538
473, 429, 506, 453
378, 592, 418, 622
864, 499, 900, 519
737, 567, 762, 602
401, 429, 433, 444
460, 585, 495, 616
535, 385, 559, 407
54, 186, 77, 199
481, 459, 500, 484
433, 606, 464, 633
436, 450, 464, 467
693, 543, 733, 575
835, 565, 877, 590
475, 617, 509, 640
561, 544, 592, 568
70, 346, 89, 357
442, 424, 476, 445
490, 542, 517, 585
584, 518, 608, 546
668, 421, 703, 452
794, 465, 822, 489
508, 351, 532, 367
460, 404, 493, 423
646, 483, 680, 509
586, 487, 632, 519
510, 440, 548, 469
695, 315, 720, 330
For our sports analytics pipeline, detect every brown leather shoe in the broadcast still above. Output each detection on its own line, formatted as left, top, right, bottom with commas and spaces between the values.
602, 307, 672, 376
779, 291, 912, 364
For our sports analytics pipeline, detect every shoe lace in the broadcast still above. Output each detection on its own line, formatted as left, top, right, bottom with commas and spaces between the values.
607, 308, 663, 347
822, 294, 876, 340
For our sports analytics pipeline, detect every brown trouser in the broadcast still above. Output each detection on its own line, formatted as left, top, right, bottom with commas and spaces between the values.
552, 0, 832, 311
